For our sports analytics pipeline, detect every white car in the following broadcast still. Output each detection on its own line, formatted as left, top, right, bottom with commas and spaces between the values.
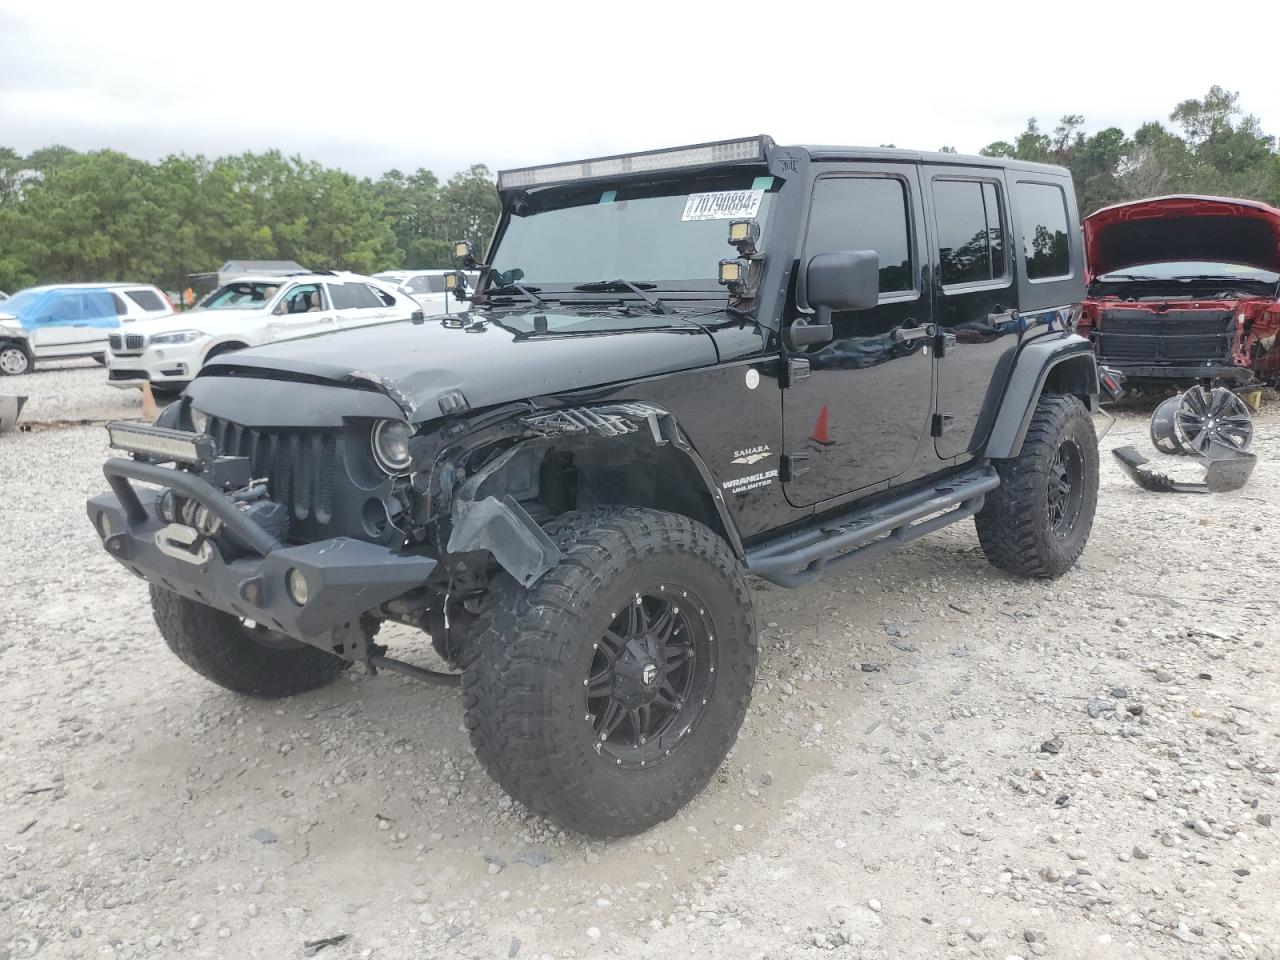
0, 282, 174, 375
106, 272, 421, 395
372, 270, 478, 315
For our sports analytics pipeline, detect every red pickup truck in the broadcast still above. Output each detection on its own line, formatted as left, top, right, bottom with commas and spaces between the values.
1080, 195, 1280, 387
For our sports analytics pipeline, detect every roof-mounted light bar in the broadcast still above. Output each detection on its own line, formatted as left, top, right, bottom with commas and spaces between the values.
498, 136, 771, 191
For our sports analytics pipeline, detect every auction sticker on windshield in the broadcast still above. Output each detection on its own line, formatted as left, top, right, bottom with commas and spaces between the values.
681, 190, 764, 222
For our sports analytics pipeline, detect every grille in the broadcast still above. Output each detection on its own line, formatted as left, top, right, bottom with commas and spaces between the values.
205, 416, 339, 527
1096, 309, 1235, 364
108, 334, 122, 351
126, 334, 145, 351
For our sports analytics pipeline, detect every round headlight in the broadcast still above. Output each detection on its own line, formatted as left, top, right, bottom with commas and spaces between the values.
190, 406, 210, 434
371, 419, 413, 474
286, 567, 309, 606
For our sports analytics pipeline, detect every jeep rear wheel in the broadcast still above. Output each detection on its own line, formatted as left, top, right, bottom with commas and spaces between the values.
461, 507, 756, 837
150, 585, 349, 697
976, 393, 1098, 578
0, 343, 32, 376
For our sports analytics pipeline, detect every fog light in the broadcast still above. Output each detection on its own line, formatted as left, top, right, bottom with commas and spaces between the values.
95, 510, 113, 538
286, 568, 309, 606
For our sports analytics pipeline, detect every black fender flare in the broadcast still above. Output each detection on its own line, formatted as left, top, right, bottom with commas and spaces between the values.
985, 334, 1099, 459
443, 402, 746, 586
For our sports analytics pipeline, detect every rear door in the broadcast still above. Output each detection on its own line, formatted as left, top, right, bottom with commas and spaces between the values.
330, 281, 395, 329
924, 167, 1018, 458
781, 163, 934, 506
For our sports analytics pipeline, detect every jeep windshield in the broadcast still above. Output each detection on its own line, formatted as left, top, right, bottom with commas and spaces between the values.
487, 171, 779, 297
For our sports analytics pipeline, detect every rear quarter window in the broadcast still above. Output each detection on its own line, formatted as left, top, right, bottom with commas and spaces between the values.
126, 289, 166, 311
1015, 182, 1072, 280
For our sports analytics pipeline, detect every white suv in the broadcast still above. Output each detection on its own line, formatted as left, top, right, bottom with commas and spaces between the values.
0, 283, 173, 375
372, 270, 478, 315
105, 272, 420, 395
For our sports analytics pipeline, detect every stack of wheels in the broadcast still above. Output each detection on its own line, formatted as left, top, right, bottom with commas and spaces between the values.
1149, 386, 1253, 457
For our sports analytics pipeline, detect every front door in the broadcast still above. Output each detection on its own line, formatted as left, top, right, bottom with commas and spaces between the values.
268, 283, 335, 341
923, 167, 1020, 458
782, 164, 934, 507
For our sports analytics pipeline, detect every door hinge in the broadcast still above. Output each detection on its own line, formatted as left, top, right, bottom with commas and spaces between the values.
780, 453, 811, 481
932, 414, 955, 437
782, 357, 810, 387
934, 329, 958, 357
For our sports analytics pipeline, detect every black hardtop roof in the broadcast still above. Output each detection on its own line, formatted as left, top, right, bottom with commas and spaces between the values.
794, 143, 1070, 177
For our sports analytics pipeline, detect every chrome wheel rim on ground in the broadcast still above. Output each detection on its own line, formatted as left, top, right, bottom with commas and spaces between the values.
585, 586, 714, 770
1174, 386, 1253, 455
1047, 437, 1086, 537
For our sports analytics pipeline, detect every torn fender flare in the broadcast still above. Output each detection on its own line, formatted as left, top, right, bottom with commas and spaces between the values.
446, 494, 561, 588
986, 334, 1099, 459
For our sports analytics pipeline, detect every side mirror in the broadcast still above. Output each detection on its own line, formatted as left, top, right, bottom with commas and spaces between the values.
787, 250, 880, 349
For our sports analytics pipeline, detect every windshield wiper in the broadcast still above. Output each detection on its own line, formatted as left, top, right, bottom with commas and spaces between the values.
573, 279, 674, 315
1099, 273, 1162, 281
486, 283, 548, 309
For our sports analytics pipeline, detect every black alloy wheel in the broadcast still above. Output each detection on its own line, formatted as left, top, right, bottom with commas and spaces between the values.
587, 587, 713, 769
1046, 437, 1086, 537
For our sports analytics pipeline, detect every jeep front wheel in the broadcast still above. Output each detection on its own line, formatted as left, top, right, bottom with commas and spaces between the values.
976, 393, 1098, 578
150, 585, 349, 697
461, 507, 757, 837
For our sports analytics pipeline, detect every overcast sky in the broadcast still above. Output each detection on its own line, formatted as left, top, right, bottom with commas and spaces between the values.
2, 0, 1275, 180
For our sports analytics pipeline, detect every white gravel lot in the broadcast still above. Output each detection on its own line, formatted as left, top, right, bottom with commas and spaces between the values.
1, 368, 1277, 960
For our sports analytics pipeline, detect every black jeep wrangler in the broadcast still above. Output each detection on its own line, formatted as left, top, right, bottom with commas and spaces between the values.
88, 136, 1100, 837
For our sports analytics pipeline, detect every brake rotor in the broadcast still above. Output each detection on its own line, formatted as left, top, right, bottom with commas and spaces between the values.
1174, 386, 1254, 455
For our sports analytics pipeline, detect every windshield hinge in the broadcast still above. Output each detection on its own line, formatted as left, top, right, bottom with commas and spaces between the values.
780, 453, 811, 482
782, 358, 811, 387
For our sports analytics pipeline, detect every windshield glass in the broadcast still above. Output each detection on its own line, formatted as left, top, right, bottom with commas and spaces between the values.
0, 289, 46, 316
1099, 261, 1280, 283
489, 171, 779, 289
201, 281, 283, 309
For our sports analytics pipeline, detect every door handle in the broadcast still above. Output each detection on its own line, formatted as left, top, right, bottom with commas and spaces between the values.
891, 322, 936, 344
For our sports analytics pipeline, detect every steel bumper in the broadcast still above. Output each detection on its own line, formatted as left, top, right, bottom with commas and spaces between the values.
88, 458, 436, 644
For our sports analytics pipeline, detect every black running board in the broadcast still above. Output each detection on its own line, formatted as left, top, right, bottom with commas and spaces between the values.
744, 465, 1000, 587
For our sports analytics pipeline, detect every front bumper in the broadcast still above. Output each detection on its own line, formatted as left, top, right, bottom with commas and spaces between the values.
106, 342, 205, 388
88, 457, 436, 647
1100, 361, 1253, 385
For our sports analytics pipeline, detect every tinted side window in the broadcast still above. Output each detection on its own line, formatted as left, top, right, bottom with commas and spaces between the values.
1015, 182, 1071, 280
355, 284, 388, 308
111, 292, 128, 315
327, 282, 362, 310
367, 284, 396, 307
804, 177, 913, 294
126, 289, 165, 311
934, 179, 1005, 286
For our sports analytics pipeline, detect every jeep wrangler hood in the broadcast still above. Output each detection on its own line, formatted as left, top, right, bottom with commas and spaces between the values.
1084, 195, 1280, 280
200, 311, 721, 421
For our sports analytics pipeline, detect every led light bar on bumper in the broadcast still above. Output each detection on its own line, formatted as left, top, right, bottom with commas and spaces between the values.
107, 421, 214, 466
498, 136, 771, 190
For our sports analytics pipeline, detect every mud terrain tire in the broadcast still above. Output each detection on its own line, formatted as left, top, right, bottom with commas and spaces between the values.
461, 507, 756, 837
150, 585, 348, 697
976, 393, 1098, 578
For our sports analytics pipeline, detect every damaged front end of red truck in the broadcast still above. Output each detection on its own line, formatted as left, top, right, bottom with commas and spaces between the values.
1080, 195, 1280, 387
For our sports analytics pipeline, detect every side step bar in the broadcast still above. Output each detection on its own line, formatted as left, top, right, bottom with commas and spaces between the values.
744, 464, 1000, 587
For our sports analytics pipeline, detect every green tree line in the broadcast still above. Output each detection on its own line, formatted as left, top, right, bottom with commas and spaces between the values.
979, 86, 1279, 218
1, 86, 1275, 294
0, 148, 501, 293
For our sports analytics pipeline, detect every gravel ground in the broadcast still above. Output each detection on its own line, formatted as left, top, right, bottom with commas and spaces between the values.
1, 372, 1277, 960
2, 360, 148, 425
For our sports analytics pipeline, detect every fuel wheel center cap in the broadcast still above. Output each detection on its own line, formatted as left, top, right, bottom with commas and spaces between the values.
584, 587, 715, 768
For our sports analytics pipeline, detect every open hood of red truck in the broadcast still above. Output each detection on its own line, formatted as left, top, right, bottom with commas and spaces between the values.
1083, 195, 1280, 280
